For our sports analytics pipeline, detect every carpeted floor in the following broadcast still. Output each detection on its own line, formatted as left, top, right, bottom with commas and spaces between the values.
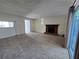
0, 33, 69, 59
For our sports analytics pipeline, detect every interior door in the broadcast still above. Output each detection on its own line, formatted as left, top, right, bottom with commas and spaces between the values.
67, 7, 79, 59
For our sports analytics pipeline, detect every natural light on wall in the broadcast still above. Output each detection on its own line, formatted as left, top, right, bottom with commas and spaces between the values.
0, 21, 14, 28
41, 18, 44, 24
25, 20, 30, 33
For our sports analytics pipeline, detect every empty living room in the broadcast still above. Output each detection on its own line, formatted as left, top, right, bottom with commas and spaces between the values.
0, 0, 79, 59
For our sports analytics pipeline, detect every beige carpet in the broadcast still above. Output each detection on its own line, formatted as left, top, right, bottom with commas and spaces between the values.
0, 33, 69, 59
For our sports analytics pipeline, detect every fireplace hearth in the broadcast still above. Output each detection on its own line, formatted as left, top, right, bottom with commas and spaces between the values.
45, 24, 59, 34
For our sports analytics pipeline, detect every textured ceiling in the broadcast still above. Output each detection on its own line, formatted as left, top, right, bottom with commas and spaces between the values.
0, 0, 74, 18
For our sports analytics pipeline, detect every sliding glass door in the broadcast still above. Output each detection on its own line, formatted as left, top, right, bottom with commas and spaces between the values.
67, 7, 79, 59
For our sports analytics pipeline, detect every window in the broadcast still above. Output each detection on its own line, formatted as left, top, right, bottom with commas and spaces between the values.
0, 21, 14, 28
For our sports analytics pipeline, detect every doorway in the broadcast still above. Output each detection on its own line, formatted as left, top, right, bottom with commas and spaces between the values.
25, 20, 30, 33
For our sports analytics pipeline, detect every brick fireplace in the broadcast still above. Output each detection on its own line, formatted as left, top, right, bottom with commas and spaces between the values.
45, 24, 59, 34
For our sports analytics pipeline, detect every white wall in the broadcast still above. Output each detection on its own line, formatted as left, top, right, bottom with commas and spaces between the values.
35, 16, 67, 35
30, 19, 36, 32
0, 13, 25, 39
0, 13, 67, 38
35, 19, 45, 33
